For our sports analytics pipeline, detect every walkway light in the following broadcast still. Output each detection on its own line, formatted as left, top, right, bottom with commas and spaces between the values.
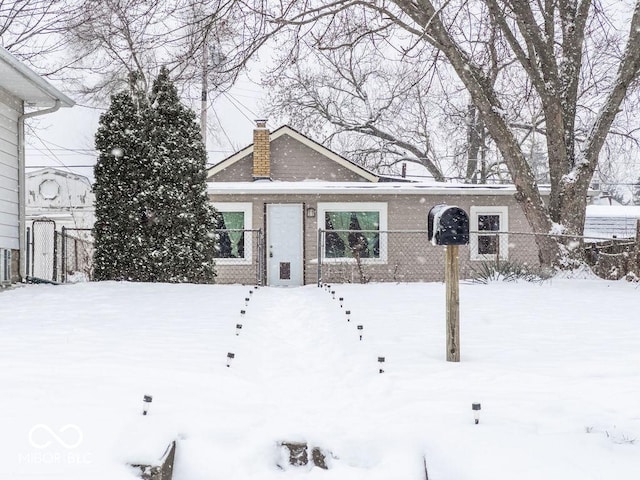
331, 290, 336, 299
227, 352, 235, 367
236, 324, 243, 336
472, 403, 481, 424
240, 309, 246, 317
339, 297, 344, 308
357, 325, 363, 341
142, 395, 152, 416
245, 297, 250, 306
345, 310, 351, 322
378, 356, 385, 373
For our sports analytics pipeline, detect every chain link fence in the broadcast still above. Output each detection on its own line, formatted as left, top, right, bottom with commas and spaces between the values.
60, 227, 94, 282
213, 229, 265, 285
317, 229, 640, 284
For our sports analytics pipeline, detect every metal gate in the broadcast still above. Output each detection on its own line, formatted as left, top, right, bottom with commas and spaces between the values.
27, 219, 58, 282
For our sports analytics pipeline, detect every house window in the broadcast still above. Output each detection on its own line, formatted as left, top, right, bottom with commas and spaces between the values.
318, 202, 387, 262
470, 206, 509, 261
211, 203, 252, 264
0, 249, 10, 284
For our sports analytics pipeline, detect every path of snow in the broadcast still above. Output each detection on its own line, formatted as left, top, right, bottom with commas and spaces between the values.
1, 279, 639, 479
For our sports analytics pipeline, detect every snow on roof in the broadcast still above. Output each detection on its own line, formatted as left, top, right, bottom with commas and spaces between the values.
207, 180, 543, 196
0, 46, 74, 108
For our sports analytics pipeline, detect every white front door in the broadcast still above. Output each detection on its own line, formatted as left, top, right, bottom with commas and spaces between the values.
267, 204, 303, 286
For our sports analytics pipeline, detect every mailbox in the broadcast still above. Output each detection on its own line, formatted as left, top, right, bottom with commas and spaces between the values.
428, 204, 470, 246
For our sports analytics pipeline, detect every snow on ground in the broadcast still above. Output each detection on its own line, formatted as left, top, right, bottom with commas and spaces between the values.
1, 278, 639, 479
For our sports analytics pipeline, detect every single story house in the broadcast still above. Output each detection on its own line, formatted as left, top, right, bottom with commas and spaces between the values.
0, 47, 74, 286
207, 121, 545, 286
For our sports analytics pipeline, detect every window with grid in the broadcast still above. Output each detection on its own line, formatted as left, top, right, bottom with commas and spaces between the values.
470, 206, 509, 261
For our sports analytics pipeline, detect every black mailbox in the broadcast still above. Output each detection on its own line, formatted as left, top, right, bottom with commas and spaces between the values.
428, 204, 470, 246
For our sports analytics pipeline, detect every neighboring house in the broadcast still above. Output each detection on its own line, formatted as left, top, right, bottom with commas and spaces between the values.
584, 204, 640, 240
0, 47, 74, 286
26, 167, 95, 231
207, 121, 543, 286
26, 168, 95, 281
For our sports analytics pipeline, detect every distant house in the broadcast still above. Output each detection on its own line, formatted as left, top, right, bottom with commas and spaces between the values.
25, 168, 95, 282
584, 205, 640, 240
0, 47, 74, 285
26, 167, 95, 232
207, 121, 546, 285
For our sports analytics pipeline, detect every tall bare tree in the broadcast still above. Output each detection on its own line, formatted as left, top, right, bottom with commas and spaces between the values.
0, 0, 82, 74
255, 0, 640, 266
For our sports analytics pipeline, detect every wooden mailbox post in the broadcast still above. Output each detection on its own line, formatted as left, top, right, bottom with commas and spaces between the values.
428, 205, 470, 362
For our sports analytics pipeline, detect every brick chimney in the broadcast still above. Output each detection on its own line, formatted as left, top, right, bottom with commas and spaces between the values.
252, 119, 270, 180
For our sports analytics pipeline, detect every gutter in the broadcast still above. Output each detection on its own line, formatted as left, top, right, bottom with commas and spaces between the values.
17, 100, 62, 280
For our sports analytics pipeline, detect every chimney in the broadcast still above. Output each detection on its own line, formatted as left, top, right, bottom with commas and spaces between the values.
252, 119, 270, 180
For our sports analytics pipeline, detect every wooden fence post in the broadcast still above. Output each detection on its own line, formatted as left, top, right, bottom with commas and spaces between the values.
445, 244, 460, 362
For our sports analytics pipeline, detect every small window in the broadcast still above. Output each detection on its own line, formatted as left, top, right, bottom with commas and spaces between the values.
211, 203, 253, 264
470, 206, 508, 261
318, 202, 387, 263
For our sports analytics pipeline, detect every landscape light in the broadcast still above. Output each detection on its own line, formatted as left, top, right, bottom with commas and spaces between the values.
236, 324, 243, 336
142, 395, 153, 416
378, 356, 385, 374
472, 403, 481, 424
345, 310, 351, 322
227, 352, 235, 367
339, 297, 344, 308
357, 325, 363, 341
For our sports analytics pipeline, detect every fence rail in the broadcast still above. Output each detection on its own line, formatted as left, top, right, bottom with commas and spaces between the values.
316, 228, 640, 284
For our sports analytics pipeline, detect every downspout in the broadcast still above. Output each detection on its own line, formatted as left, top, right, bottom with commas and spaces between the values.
17, 99, 62, 281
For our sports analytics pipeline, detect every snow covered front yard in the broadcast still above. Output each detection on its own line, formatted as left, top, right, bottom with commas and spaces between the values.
1, 278, 639, 479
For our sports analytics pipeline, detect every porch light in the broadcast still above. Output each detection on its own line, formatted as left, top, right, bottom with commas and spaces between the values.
378, 356, 385, 374
345, 310, 351, 322
306, 207, 316, 218
227, 352, 235, 367
236, 324, 243, 336
472, 403, 481, 424
357, 325, 363, 341
142, 395, 153, 416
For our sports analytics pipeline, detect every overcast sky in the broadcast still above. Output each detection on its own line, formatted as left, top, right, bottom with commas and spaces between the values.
24, 72, 267, 183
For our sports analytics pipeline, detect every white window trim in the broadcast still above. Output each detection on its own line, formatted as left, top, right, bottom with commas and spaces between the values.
211, 202, 253, 265
317, 202, 388, 264
0, 248, 10, 285
470, 206, 509, 261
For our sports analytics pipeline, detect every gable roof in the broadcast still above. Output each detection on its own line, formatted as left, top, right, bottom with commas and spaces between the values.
207, 125, 380, 183
0, 46, 74, 108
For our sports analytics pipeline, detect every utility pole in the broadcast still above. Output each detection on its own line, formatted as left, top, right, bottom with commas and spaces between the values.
200, 27, 209, 147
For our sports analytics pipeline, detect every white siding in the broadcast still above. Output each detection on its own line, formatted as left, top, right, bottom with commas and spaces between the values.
0, 88, 20, 250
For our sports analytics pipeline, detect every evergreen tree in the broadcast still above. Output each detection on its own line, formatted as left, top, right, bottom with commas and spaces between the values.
142, 67, 217, 282
93, 69, 217, 283
93, 90, 151, 281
